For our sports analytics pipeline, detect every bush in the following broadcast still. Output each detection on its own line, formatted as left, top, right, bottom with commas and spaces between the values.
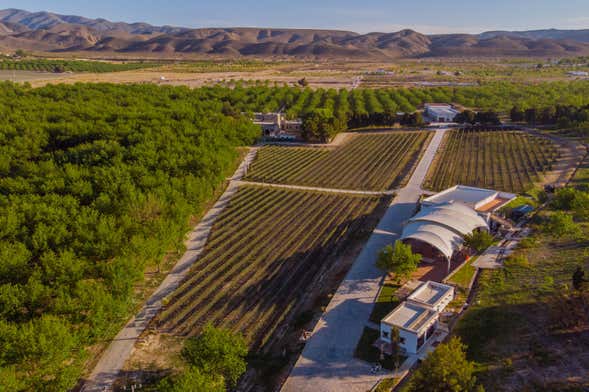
182, 324, 248, 388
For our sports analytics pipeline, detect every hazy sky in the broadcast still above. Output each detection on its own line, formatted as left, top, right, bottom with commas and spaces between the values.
6, 0, 589, 34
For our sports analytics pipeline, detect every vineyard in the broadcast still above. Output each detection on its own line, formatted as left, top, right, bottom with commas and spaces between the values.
423, 129, 560, 193
158, 185, 390, 350
0, 59, 159, 73
244, 131, 432, 191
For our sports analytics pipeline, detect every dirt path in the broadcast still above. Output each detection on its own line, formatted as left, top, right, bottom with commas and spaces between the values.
234, 180, 397, 196
81, 147, 259, 392
281, 128, 449, 392
521, 127, 587, 188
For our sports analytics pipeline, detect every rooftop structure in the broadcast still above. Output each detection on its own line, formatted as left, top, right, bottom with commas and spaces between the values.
400, 201, 488, 260
422, 185, 516, 213
380, 281, 454, 354
253, 112, 302, 139
407, 281, 454, 312
424, 103, 460, 123
382, 302, 437, 334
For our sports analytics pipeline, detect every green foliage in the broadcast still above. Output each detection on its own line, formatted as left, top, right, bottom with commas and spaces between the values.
181, 324, 248, 388
409, 337, 482, 392
551, 187, 589, 220
543, 212, 582, 239
0, 59, 159, 73
376, 241, 421, 282
463, 231, 494, 253
0, 81, 259, 390
157, 366, 225, 392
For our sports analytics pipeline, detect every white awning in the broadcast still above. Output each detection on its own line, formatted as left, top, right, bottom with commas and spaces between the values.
400, 201, 489, 260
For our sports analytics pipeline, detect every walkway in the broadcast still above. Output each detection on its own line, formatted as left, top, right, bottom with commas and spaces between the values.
281, 129, 448, 392
234, 180, 396, 196
81, 148, 259, 391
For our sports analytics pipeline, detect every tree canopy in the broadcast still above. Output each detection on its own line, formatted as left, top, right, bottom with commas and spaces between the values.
409, 337, 482, 392
376, 241, 422, 282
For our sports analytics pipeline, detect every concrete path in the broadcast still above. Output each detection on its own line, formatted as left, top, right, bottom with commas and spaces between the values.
472, 228, 530, 270
234, 180, 397, 196
81, 148, 259, 391
281, 129, 448, 392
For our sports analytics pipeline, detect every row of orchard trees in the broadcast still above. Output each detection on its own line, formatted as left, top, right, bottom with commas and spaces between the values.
510, 104, 589, 127
225, 81, 589, 140
0, 82, 261, 390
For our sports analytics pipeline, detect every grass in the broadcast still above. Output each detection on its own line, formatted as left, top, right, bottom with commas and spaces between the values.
446, 257, 478, 290
424, 129, 560, 193
245, 131, 432, 191
374, 377, 400, 392
354, 327, 406, 371
369, 283, 402, 323
158, 186, 391, 351
454, 211, 589, 390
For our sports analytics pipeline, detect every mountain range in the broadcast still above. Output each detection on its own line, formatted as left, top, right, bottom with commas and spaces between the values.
1, 8, 589, 58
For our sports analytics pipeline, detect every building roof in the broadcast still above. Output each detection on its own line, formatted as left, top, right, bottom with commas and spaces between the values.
410, 202, 488, 234
423, 185, 516, 212
382, 302, 438, 334
407, 281, 454, 308
400, 201, 489, 259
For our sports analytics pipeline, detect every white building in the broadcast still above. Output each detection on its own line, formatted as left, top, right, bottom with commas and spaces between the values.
253, 112, 303, 139
424, 103, 460, 123
380, 281, 454, 354
400, 185, 516, 267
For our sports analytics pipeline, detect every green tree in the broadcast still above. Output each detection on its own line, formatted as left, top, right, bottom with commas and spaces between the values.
463, 230, 494, 253
572, 266, 587, 291
158, 367, 225, 392
409, 337, 481, 392
544, 212, 581, 239
510, 106, 524, 122
182, 324, 248, 388
376, 241, 421, 282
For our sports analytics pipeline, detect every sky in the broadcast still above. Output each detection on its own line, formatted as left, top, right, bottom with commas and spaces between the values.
4, 0, 589, 34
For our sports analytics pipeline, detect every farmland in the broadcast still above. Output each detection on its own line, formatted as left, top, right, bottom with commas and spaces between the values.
157, 185, 390, 350
245, 131, 432, 191
0, 59, 160, 73
423, 129, 559, 193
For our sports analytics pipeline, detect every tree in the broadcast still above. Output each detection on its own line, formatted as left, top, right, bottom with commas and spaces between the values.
543, 212, 581, 239
182, 324, 248, 388
376, 241, 421, 282
572, 266, 587, 291
510, 106, 524, 122
463, 230, 494, 253
454, 110, 476, 124
409, 337, 481, 392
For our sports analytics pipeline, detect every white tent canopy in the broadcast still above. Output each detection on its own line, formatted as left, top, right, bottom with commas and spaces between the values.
400, 201, 489, 260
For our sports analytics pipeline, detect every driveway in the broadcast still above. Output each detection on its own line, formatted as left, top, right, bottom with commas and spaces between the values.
281, 129, 448, 392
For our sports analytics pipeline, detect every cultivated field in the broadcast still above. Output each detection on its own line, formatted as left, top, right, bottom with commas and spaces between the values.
157, 185, 390, 350
423, 129, 559, 193
245, 131, 432, 191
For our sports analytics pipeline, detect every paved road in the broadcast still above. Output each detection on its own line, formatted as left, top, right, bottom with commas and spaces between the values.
281, 129, 448, 392
81, 148, 259, 391
234, 180, 397, 196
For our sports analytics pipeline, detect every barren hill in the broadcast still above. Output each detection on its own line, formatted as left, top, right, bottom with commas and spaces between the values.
2, 8, 589, 58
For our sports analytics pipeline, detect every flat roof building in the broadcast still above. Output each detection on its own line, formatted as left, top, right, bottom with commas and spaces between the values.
380, 281, 454, 354
424, 103, 460, 123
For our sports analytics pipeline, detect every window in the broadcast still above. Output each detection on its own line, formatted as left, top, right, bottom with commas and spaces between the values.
399, 337, 406, 345
382, 331, 389, 339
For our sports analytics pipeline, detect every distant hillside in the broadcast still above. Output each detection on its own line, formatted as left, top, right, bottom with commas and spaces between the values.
2, 8, 589, 58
